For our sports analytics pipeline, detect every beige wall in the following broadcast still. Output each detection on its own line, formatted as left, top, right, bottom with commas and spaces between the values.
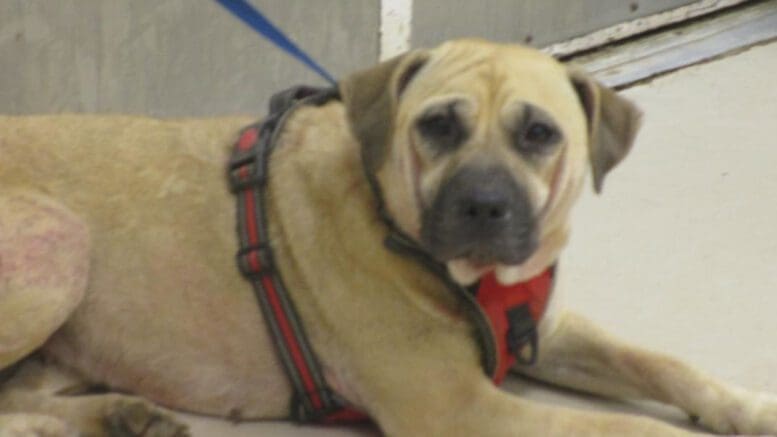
0, 0, 379, 116
411, 0, 698, 48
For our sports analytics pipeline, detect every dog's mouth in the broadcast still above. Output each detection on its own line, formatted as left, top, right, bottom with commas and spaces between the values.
446, 258, 540, 286
430, 236, 539, 283
434, 235, 539, 266
446, 250, 549, 286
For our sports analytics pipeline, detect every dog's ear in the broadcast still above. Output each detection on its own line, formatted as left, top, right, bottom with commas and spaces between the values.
568, 69, 642, 193
339, 50, 430, 173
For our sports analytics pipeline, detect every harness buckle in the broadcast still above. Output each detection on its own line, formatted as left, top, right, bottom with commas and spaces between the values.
236, 243, 274, 279
506, 304, 539, 366
228, 150, 267, 193
228, 126, 268, 193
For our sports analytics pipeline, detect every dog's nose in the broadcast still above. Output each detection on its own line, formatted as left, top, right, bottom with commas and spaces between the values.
459, 190, 511, 224
451, 187, 515, 244
447, 167, 523, 236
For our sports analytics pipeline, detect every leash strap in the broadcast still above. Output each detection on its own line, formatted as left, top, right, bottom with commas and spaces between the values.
229, 86, 362, 422
214, 0, 337, 85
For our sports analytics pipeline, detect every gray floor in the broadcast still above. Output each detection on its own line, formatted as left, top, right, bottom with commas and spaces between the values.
181, 41, 777, 436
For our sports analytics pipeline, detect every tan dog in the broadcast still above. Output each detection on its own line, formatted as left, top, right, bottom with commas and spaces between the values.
1, 39, 776, 436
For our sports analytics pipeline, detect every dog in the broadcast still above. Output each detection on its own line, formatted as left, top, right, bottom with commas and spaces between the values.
1, 38, 776, 436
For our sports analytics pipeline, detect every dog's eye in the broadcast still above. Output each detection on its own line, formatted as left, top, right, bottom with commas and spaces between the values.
518, 121, 560, 155
417, 107, 466, 152
419, 114, 455, 137
525, 123, 555, 143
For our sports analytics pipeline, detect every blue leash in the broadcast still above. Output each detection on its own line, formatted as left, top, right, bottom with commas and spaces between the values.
214, 0, 337, 85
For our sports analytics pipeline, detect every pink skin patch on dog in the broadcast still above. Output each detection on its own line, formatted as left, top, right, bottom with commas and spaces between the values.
0, 195, 88, 288
0, 193, 89, 355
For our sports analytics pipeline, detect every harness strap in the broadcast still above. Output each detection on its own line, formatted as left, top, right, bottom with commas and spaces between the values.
476, 267, 556, 383
229, 86, 362, 422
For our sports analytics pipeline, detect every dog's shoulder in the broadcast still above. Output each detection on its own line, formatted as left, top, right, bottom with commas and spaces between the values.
271, 99, 362, 187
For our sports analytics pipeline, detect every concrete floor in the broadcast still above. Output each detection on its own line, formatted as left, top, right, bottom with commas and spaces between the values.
181, 41, 777, 436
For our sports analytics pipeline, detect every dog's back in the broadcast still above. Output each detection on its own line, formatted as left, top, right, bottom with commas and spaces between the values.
0, 115, 247, 212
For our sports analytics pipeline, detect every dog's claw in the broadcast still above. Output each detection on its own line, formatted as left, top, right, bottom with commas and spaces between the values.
104, 400, 189, 437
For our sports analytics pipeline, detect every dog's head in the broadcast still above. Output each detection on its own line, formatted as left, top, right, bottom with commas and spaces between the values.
340, 39, 641, 285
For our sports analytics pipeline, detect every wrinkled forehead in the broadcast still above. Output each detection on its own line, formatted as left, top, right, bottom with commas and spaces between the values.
402, 42, 583, 122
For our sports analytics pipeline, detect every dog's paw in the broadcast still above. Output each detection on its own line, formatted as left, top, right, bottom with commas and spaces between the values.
692, 387, 777, 435
0, 413, 78, 437
103, 400, 189, 437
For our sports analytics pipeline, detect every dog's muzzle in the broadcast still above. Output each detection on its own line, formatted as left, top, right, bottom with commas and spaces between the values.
421, 166, 538, 266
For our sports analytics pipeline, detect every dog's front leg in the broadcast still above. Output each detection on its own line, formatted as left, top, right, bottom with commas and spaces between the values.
369, 374, 703, 436
516, 311, 777, 435
342, 324, 703, 436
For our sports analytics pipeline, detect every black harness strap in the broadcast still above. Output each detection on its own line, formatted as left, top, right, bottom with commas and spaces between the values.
228, 86, 354, 422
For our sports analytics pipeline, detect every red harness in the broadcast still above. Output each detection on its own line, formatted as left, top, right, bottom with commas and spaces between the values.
476, 268, 555, 384
229, 86, 555, 423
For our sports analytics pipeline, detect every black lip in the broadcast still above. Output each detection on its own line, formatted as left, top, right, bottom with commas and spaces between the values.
424, 232, 539, 266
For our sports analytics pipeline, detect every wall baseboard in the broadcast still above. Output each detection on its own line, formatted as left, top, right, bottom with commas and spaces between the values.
570, 0, 777, 89
543, 0, 749, 58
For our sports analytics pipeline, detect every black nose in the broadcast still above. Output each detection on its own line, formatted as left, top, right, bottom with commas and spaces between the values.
459, 191, 511, 223
449, 168, 523, 236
